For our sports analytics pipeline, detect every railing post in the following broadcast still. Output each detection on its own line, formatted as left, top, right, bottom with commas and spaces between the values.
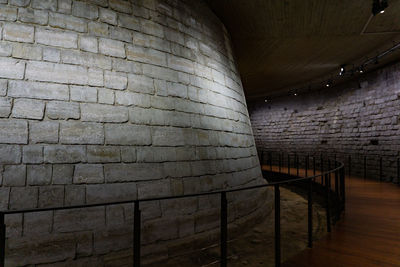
379, 157, 383, 181
134, 201, 141, 267
335, 161, 339, 195
320, 155, 324, 185
397, 157, 400, 185
269, 152, 273, 171
278, 153, 282, 173
325, 173, 331, 233
307, 178, 313, 248
296, 153, 299, 177
288, 154, 290, 176
364, 155, 367, 180
305, 155, 309, 178
274, 184, 281, 267
348, 155, 351, 177
340, 167, 346, 208
313, 156, 316, 176
220, 192, 228, 267
0, 212, 5, 267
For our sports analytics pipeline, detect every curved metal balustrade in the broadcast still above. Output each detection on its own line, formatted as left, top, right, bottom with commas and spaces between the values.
0, 151, 346, 267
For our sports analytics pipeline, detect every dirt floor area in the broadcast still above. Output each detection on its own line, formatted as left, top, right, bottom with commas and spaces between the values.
148, 187, 327, 267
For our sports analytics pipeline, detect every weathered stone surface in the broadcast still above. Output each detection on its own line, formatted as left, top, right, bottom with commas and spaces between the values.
47, 101, 80, 120
9, 187, 38, 210
64, 185, 85, 206
86, 183, 136, 204
0, 6, 17, 21
12, 43, 42, 60
3, 165, 26, 186
49, 12, 87, 32
105, 124, 151, 145
126, 45, 166, 66
0, 145, 21, 164
110, 0, 132, 14
81, 103, 128, 122
18, 7, 48, 25
52, 164, 73, 184
99, 7, 117, 25
53, 207, 105, 232
3, 23, 34, 43
70, 85, 98, 103
60, 121, 104, 144
0, 58, 25, 79
23, 145, 44, 164
104, 163, 164, 182
99, 38, 125, 58
8, 81, 69, 100
0, 97, 11, 117
0, 120, 28, 144
29, 121, 59, 144
43, 48, 61, 62
36, 28, 77, 48
79, 36, 98, 53
104, 70, 127, 90
127, 74, 155, 94
73, 164, 104, 184
27, 165, 52, 185
12, 98, 45, 120
32, 0, 57, 11
72, 1, 98, 19
87, 146, 121, 163
44, 145, 86, 163
23, 211, 52, 236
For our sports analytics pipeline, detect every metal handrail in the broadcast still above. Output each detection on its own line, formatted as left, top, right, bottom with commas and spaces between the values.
0, 152, 347, 267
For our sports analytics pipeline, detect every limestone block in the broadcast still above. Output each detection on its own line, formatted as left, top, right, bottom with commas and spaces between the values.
72, 1, 98, 19
60, 121, 104, 145
87, 145, 121, 163
152, 126, 185, 146
140, 20, 164, 38
0, 58, 25, 79
70, 85, 98, 103
109, 0, 132, 14
53, 207, 105, 232
29, 121, 59, 144
23, 145, 44, 164
0, 188, 9, 210
126, 45, 166, 66
112, 58, 142, 74
88, 21, 108, 37
105, 124, 151, 145
0, 97, 11, 117
52, 164, 73, 184
3, 165, 26, 186
44, 145, 86, 163
9, 187, 38, 209
163, 161, 191, 177
3, 23, 33, 42
27, 165, 52, 185
43, 48, 61, 62
0, 42, 12, 57
109, 25, 132, 42
142, 216, 178, 244
88, 68, 104, 86
99, 7, 117, 25
99, 38, 125, 58
23, 211, 52, 236
26, 62, 88, 85
137, 147, 176, 163
86, 183, 137, 204
0, 6, 17, 21
98, 89, 114, 104
64, 185, 85, 206
9, 81, 69, 100
167, 55, 194, 74
12, 98, 45, 120
73, 164, 104, 184
38, 185, 64, 208
79, 36, 98, 53
104, 70, 127, 90
127, 74, 155, 94
0, 120, 28, 144
115, 91, 151, 107
49, 12, 87, 32
81, 103, 128, 122
61, 50, 111, 69
120, 146, 136, 162
58, 0, 72, 14
142, 64, 178, 82
32, 0, 57, 11
36, 28, 77, 48
12, 43, 42, 60
47, 101, 80, 120
104, 163, 164, 182
0, 145, 21, 164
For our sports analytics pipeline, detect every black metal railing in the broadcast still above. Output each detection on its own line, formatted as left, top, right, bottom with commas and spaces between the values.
0, 152, 347, 267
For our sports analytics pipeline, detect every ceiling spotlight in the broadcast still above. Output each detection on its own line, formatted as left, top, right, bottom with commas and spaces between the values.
264, 99, 268, 103
294, 92, 297, 96
326, 80, 332, 87
339, 65, 346, 76
359, 66, 365, 73
372, 0, 388, 16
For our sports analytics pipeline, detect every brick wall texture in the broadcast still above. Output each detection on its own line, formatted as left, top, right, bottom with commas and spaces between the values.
249, 62, 400, 183
0, 0, 268, 265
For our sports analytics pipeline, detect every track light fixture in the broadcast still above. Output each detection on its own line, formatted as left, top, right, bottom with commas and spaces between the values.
372, 0, 388, 16
339, 65, 346, 76
326, 80, 332, 87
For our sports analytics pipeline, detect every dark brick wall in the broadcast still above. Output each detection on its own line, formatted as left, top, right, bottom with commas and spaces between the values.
248, 62, 400, 182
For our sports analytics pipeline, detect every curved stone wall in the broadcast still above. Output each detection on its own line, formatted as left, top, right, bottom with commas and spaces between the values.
0, 0, 268, 265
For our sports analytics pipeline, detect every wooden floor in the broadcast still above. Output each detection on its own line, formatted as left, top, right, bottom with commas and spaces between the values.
267, 166, 400, 267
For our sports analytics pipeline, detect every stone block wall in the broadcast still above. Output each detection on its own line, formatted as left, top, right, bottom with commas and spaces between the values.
249, 62, 400, 183
0, 0, 269, 265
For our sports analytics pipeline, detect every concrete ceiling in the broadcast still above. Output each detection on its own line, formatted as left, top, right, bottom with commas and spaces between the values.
206, 0, 400, 100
